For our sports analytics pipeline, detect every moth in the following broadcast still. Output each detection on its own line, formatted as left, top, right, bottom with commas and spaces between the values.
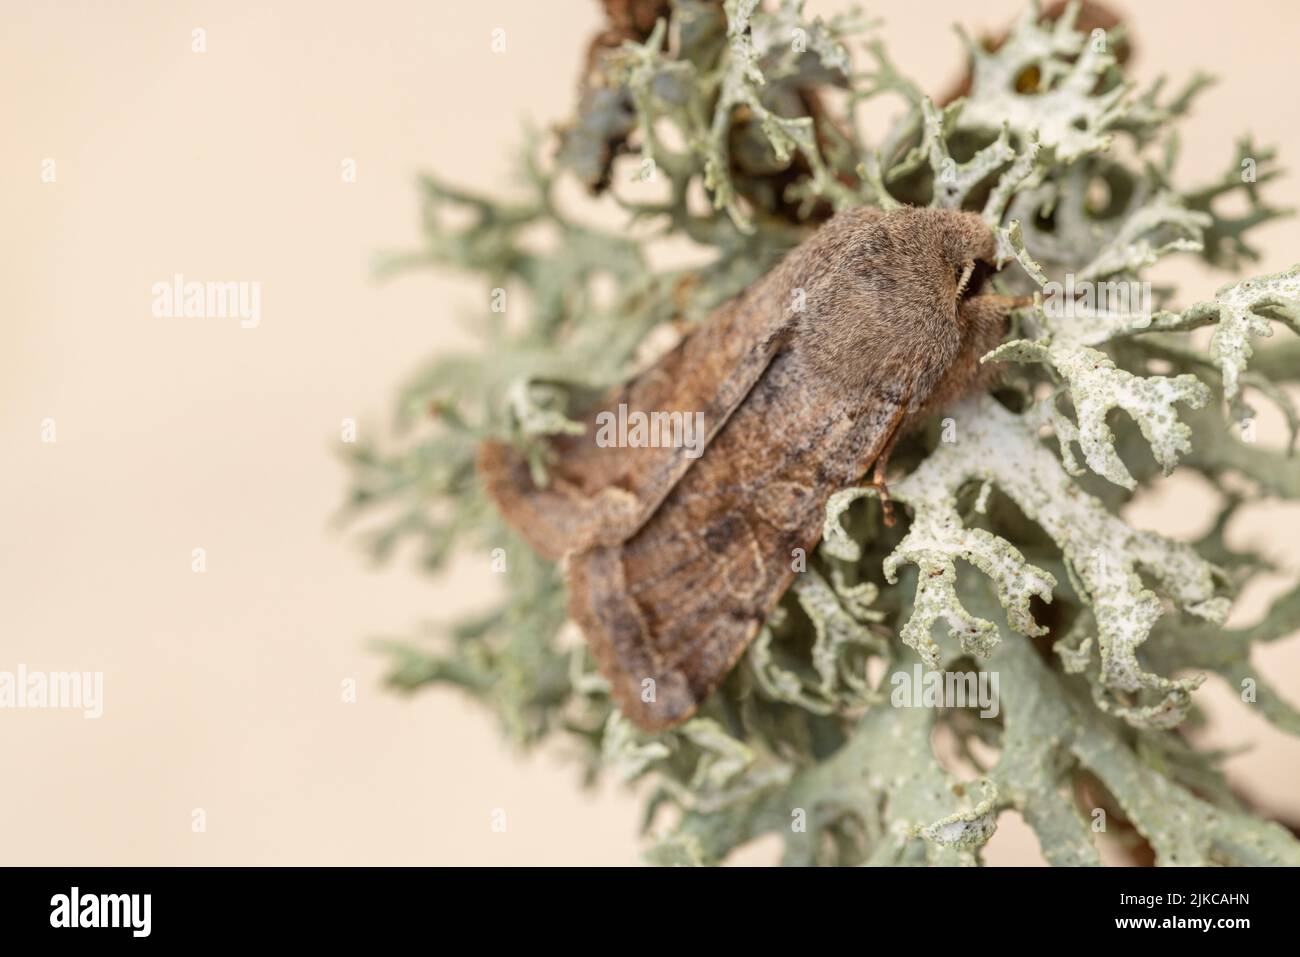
479, 205, 1016, 732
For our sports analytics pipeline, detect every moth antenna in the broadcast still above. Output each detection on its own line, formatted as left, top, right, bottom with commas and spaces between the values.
955, 259, 976, 300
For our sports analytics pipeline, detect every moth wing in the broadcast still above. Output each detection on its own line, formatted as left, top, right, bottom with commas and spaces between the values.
479, 282, 790, 560
567, 348, 906, 731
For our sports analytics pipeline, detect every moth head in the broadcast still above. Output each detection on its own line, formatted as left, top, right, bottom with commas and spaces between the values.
790, 205, 1010, 392
934, 208, 999, 306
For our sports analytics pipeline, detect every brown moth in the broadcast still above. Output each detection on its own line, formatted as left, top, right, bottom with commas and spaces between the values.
479, 205, 1017, 732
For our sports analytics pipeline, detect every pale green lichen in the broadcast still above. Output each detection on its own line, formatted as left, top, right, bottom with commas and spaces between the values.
826, 469, 1056, 666
920, 100, 1017, 211
1153, 266, 1300, 413
346, 1, 1300, 865
832, 396, 1226, 730
956, 4, 1123, 163
990, 339, 1211, 489
914, 779, 999, 848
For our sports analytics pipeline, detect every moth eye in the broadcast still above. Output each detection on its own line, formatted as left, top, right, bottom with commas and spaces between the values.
957, 259, 995, 301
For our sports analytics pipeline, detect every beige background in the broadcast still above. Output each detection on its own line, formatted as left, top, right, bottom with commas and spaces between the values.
2, 0, 1298, 866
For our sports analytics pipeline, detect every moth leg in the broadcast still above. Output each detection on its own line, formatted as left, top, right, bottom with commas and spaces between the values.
870, 439, 899, 527
869, 391, 910, 527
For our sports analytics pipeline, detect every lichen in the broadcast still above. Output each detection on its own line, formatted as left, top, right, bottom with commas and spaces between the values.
345, 1, 1300, 865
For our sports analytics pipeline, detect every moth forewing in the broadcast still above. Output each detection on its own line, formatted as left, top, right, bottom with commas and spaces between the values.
477, 269, 792, 559
568, 344, 909, 730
